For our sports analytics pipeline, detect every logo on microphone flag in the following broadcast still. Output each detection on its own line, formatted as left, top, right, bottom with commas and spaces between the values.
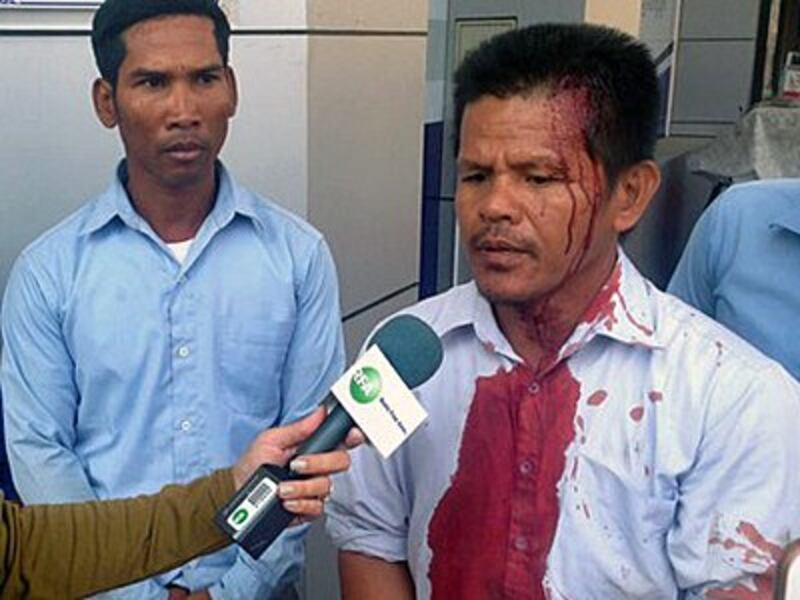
333, 346, 428, 458
350, 367, 382, 404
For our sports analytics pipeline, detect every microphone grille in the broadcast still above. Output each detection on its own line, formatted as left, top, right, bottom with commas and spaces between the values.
367, 314, 443, 389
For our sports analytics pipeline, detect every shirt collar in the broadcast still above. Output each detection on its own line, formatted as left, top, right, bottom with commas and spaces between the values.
78, 160, 261, 237
436, 248, 665, 365
770, 206, 800, 237
561, 249, 666, 359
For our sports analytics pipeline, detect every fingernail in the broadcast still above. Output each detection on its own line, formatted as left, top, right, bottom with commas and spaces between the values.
278, 483, 295, 498
283, 500, 300, 511
290, 458, 308, 473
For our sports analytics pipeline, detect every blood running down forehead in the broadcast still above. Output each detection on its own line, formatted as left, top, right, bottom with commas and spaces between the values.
516, 80, 617, 364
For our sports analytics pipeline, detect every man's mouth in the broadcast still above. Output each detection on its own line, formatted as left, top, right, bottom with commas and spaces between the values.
163, 141, 206, 161
475, 238, 526, 253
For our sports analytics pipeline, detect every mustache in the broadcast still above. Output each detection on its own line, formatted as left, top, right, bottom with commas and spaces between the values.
161, 136, 208, 152
469, 226, 532, 252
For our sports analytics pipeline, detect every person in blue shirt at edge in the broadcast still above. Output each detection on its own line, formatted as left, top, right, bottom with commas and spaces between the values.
325, 23, 800, 599
0, 1, 345, 599
669, 179, 800, 381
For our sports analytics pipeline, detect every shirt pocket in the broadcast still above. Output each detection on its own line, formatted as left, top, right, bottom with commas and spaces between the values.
218, 320, 294, 417
579, 448, 677, 534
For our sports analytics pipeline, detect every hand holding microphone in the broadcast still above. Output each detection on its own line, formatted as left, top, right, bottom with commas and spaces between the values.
231, 407, 364, 523
216, 314, 443, 557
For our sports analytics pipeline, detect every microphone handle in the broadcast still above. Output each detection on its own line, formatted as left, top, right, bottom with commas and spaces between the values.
295, 402, 355, 457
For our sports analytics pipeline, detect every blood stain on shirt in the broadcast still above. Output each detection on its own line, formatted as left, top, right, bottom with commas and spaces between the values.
629, 406, 644, 422
706, 521, 783, 599
705, 573, 773, 600
648, 390, 663, 403
587, 390, 608, 406
617, 291, 654, 337
427, 362, 581, 599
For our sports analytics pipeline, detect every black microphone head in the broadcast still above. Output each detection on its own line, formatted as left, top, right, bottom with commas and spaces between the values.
367, 314, 443, 389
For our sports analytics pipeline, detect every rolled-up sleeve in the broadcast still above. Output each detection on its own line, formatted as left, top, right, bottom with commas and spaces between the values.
326, 442, 412, 562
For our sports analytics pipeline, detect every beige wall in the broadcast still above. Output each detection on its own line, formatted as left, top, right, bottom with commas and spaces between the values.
584, 0, 642, 36
308, 0, 427, 30
307, 35, 426, 324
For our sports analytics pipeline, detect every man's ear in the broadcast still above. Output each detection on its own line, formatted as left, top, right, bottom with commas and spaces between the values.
611, 160, 661, 233
92, 78, 118, 129
224, 66, 238, 119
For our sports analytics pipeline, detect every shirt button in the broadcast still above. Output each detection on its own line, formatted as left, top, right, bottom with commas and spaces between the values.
180, 419, 192, 432
513, 536, 529, 551
519, 460, 534, 476
528, 381, 540, 394
177, 345, 190, 358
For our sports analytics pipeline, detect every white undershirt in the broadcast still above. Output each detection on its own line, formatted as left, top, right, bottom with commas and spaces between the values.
167, 239, 194, 265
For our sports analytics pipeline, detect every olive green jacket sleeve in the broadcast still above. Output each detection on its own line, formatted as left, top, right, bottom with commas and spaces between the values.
0, 468, 235, 599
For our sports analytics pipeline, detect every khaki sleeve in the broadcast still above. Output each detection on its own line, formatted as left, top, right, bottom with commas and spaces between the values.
0, 468, 235, 599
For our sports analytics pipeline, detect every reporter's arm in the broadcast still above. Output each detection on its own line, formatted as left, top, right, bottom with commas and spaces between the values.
0, 410, 356, 599
339, 552, 414, 600
0, 469, 234, 600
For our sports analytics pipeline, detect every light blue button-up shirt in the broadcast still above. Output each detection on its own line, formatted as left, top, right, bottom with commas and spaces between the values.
1, 162, 345, 599
669, 179, 800, 380
328, 251, 800, 598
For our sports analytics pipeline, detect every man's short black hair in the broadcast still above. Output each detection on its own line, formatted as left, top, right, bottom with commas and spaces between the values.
91, 0, 231, 87
453, 23, 659, 187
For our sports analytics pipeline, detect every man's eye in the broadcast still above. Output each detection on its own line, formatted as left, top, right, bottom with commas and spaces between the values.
197, 73, 220, 85
527, 174, 559, 186
460, 172, 486, 184
138, 76, 166, 88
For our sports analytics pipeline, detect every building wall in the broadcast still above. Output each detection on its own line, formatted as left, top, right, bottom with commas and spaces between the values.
585, 0, 642, 35
306, 1, 427, 360
671, 0, 762, 137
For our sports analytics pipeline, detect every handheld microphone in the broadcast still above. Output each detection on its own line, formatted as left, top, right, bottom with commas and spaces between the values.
215, 314, 443, 558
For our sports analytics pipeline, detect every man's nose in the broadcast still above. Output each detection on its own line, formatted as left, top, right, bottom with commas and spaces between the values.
165, 83, 201, 129
479, 178, 522, 224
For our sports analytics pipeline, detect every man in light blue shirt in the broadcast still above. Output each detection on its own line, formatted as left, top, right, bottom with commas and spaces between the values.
669, 179, 800, 380
0, 1, 344, 598
327, 24, 800, 599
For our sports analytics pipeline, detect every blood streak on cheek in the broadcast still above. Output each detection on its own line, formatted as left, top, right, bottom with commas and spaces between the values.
427, 363, 581, 599
547, 85, 601, 265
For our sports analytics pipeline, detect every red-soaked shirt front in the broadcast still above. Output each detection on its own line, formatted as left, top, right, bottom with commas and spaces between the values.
327, 250, 800, 599
427, 359, 580, 599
